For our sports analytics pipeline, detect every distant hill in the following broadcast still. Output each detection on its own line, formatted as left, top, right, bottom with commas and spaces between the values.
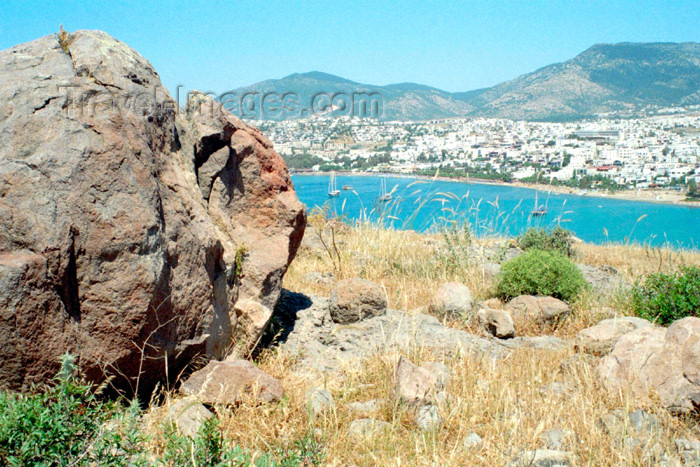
229, 42, 700, 121
459, 42, 700, 120
229, 71, 474, 121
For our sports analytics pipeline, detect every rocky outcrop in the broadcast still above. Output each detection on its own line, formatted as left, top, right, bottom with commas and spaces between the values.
0, 30, 305, 393
598, 317, 700, 413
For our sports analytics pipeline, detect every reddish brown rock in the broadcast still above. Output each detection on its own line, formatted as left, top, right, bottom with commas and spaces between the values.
0, 30, 305, 393
180, 359, 283, 405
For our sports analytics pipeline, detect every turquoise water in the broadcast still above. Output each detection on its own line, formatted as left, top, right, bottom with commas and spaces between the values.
291, 174, 700, 249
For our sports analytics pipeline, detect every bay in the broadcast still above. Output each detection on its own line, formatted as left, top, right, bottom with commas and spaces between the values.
291, 174, 700, 249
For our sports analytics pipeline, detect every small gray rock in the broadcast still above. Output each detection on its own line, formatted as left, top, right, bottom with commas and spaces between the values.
675, 438, 700, 465
167, 398, 213, 438
347, 399, 381, 416
628, 409, 659, 433
510, 449, 572, 466
415, 404, 443, 431
541, 428, 576, 450
306, 388, 335, 417
348, 418, 391, 439
623, 437, 643, 450
463, 432, 483, 449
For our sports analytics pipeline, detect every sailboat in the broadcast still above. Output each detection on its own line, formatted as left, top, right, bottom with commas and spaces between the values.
328, 171, 340, 197
378, 177, 392, 202
531, 189, 547, 216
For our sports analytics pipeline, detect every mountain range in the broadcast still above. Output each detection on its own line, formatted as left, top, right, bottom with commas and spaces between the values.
230, 42, 700, 121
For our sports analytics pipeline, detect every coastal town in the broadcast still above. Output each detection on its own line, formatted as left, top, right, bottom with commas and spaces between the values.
256, 113, 700, 201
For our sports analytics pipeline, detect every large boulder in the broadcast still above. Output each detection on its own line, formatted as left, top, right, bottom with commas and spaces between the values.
0, 31, 305, 393
598, 317, 700, 413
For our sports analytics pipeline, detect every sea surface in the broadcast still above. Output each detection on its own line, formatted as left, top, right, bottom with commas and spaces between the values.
291, 174, 700, 249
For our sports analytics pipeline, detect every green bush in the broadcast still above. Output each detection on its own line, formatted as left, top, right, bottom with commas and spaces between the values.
497, 249, 587, 301
518, 226, 575, 258
629, 266, 700, 325
0, 354, 324, 466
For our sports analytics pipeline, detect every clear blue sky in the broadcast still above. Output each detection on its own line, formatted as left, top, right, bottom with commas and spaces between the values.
1, 0, 699, 94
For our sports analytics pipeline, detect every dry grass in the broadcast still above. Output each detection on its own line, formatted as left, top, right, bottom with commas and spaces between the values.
577, 242, 700, 282
165, 223, 700, 465
210, 345, 700, 466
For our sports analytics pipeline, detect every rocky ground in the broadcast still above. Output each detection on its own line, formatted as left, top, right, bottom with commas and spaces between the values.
163, 224, 700, 466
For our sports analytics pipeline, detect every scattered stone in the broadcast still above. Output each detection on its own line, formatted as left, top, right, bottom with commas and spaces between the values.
429, 282, 475, 318
463, 432, 483, 449
575, 316, 652, 356
348, 418, 391, 439
166, 398, 213, 438
509, 449, 572, 466
421, 361, 452, 389
306, 388, 335, 417
577, 264, 627, 294
271, 292, 511, 375
541, 428, 576, 451
394, 356, 449, 405
476, 308, 515, 339
303, 271, 336, 286
628, 409, 658, 432
597, 409, 659, 438
329, 278, 387, 324
505, 295, 570, 327
180, 359, 283, 405
675, 438, 700, 465
538, 381, 572, 399
415, 404, 443, 431
597, 411, 625, 435
347, 399, 382, 416
623, 437, 643, 450
599, 317, 700, 413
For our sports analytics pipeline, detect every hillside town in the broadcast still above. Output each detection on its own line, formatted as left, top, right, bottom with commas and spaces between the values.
256, 113, 700, 196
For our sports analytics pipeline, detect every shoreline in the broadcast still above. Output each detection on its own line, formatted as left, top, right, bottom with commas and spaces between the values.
290, 170, 700, 208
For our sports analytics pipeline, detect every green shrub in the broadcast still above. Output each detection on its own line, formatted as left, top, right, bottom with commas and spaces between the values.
0, 353, 116, 466
497, 249, 587, 301
518, 226, 575, 258
629, 266, 700, 325
0, 354, 324, 466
